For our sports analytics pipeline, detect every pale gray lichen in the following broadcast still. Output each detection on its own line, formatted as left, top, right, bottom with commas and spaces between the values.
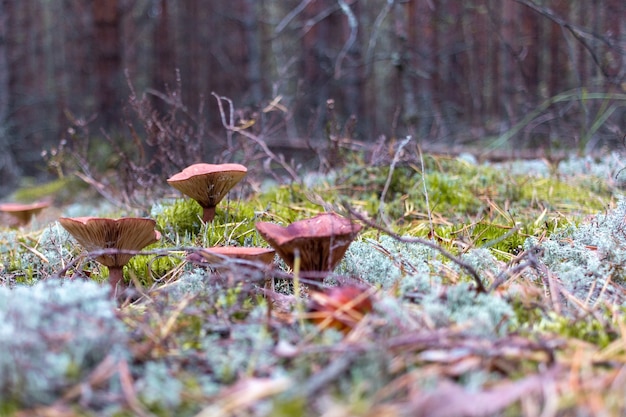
200, 313, 281, 383
525, 196, 626, 304
490, 159, 551, 178
558, 153, 625, 180
373, 294, 424, 335
61, 201, 120, 218
458, 248, 503, 278
136, 361, 184, 410
0, 279, 128, 406
338, 235, 436, 289
422, 282, 517, 337
2, 222, 77, 284
168, 267, 212, 298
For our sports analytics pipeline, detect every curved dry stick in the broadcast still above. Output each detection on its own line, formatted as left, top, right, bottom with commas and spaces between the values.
342, 204, 487, 293
334, 0, 358, 79
211, 92, 300, 182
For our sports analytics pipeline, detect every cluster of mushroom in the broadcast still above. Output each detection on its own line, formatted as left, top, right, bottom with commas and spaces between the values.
57, 162, 369, 325
57, 163, 248, 296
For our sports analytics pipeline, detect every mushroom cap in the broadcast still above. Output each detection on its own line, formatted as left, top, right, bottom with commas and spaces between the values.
0, 201, 51, 226
167, 163, 247, 209
255, 213, 362, 274
58, 217, 161, 268
188, 246, 275, 265
308, 285, 374, 332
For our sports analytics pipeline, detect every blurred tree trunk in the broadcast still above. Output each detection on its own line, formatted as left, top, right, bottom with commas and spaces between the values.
302, 0, 329, 115
548, 0, 569, 96
500, 0, 521, 125
0, 0, 19, 192
244, 0, 263, 104
337, 1, 363, 123
179, 0, 200, 113
92, 0, 122, 126
153, 0, 175, 99
573, 0, 591, 87
519, 4, 540, 97
438, 0, 464, 134
605, 0, 625, 79
0, 0, 8, 123
461, 3, 486, 128
394, 1, 418, 131
5, 0, 46, 174
413, 0, 436, 138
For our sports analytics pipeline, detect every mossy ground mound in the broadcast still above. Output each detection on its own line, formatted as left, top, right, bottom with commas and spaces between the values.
1, 154, 626, 416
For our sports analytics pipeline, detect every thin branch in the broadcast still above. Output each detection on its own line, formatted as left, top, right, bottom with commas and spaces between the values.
343, 203, 487, 293
211, 92, 300, 182
488, 247, 541, 293
514, 0, 625, 81
275, 0, 314, 34
364, 0, 394, 77
335, 0, 358, 79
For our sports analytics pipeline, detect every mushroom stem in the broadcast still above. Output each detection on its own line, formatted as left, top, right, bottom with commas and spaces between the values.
108, 267, 125, 296
202, 206, 216, 223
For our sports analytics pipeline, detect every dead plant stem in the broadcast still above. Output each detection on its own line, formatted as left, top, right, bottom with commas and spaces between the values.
379, 135, 412, 227
417, 144, 435, 239
344, 204, 487, 293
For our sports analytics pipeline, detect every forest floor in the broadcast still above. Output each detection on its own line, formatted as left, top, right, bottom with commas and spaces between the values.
2, 148, 626, 416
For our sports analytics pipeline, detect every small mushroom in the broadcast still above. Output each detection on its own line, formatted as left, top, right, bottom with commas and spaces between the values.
167, 163, 247, 222
187, 246, 276, 288
58, 217, 161, 294
308, 285, 374, 333
255, 212, 362, 279
188, 246, 275, 266
0, 201, 51, 227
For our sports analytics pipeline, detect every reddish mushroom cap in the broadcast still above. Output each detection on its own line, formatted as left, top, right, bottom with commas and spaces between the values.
308, 285, 374, 333
189, 246, 276, 265
167, 163, 247, 221
58, 217, 161, 268
255, 212, 362, 276
0, 201, 51, 227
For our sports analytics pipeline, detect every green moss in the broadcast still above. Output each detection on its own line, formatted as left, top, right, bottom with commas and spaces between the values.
153, 197, 264, 249
468, 222, 526, 258
12, 177, 89, 204
152, 198, 203, 237
199, 202, 262, 247
269, 396, 308, 417
535, 312, 616, 348
518, 177, 608, 213
424, 171, 482, 214
256, 183, 330, 223
125, 250, 181, 287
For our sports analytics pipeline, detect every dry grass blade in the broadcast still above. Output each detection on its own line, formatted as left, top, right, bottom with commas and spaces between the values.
195, 377, 291, 417
407, 369, 558, 417
118, 359, 150, 417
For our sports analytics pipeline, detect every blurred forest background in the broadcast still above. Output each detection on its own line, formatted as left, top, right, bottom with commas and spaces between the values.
0, 0, 625, 194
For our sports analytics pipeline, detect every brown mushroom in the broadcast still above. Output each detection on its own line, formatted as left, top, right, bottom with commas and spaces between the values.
58, 217, 161, 294
0, 201, 51, 227
308, 285, 374, 333
187, 246, 276, 288
255, 212, 362, 279
167, 163, 247, 222
188, 246, 275, 266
